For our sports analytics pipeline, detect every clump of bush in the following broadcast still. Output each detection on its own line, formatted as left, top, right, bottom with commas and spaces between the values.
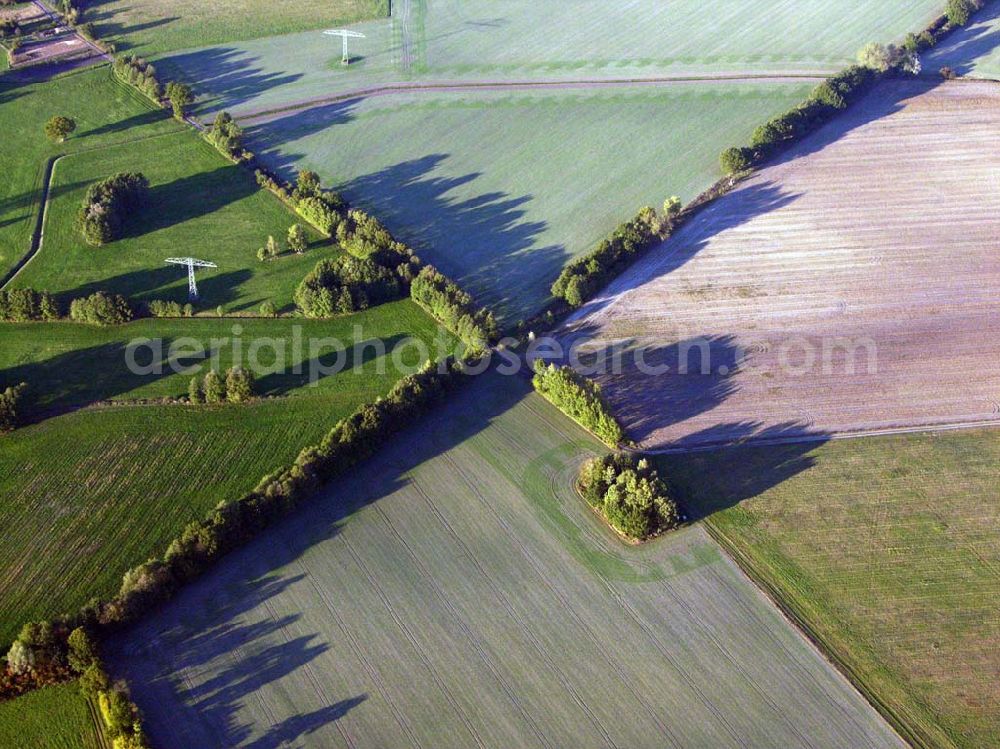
112, 56, 162, 103
532, 361, 625, 447
69, 292, 133, 326
0, 288, 59, 321
294, 255, 405, 317
0, 382, 26, 433
205, 111, 247, 161
551, 206, 662, 308
76, 172, 149, 246
146, 300, 193, 318
946, 0, 984, 27
188, 367, 255, 404
578, 453, 681, 540
410, 266, 498, 353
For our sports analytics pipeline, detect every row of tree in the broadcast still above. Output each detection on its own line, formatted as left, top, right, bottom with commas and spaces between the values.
76, 171, 149, 246
111, 56, 162, 104
410, 266, 498, 353
578, 453, 681, 540
0, 288, 59, 321
69, 291, 133, 325
551, 205, 665, 308
532, 361, 625, 447
188, 367, 256, 404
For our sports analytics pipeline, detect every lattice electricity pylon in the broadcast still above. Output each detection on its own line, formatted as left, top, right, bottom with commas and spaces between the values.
165, 257, 217, 300
324, 28, 366, 65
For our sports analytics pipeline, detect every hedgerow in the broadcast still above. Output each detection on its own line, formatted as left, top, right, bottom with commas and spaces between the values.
69, 292, 133, 326
0, 289, 59, 321
410, 266, 498, 353
532, 361, 625, 447
111, 56, 162, 105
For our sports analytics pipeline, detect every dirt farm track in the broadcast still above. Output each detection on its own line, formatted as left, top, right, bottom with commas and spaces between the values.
564, 79, 1000, 450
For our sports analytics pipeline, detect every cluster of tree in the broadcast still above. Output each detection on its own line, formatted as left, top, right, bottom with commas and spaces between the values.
254, 169, 346, 236
0, 288, 59, 321
75, 356, 471, 632
3, 623, 150, 746
44, 115, 76, 143
112, 56, 162, 104
76, 171, 149, 245
947, 0, 984, 26
189, 367, 256, 404
294, 255, 404, 316
205, 111, 246, 161
577, 453, 681, 540
69, 291, 133, 326
256, 225, 306, 260
145, 299, 194, 318
551, 206, 663, 308
531, 361, 625, 447
0, 382, 26, 433
410, 266, 498, 353
165, 81, 193, 120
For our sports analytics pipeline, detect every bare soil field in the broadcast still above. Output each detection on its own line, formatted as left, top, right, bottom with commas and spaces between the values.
0, 4, 46, 24
108, 373, 903, 749
563, 79, 1000, 449
12, 33, 99, 68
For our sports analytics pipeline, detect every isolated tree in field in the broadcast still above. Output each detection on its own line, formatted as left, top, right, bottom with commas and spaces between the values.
258, 235, 279, 261
259, 300, 277, 318
188, 376, 203, 404
44, 115, 76, 142
203, 369, 225, 403
6, 640, 34, 675
216, 304, 225, 317
166, 81, 193, 119
0, 382, 26, 433
225, 366, 255, 402
287, 223, 308, 254
857, 42, 892, 72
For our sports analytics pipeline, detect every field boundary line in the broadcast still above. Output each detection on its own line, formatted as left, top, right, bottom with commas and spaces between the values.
701, 520, 950, 749
632, 417, 1000, 456
234, 73, 829, 123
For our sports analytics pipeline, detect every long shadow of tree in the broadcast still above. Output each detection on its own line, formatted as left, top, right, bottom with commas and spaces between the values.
60, 267, 252, 308
924, 0, 1000, 75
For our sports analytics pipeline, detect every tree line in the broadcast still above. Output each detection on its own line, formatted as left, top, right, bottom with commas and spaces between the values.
578, 453, 682, 541
532, 361, 625, 447
410, 266, 498, 354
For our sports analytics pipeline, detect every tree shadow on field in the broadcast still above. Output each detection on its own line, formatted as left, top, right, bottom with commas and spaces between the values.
61, 267, 252, 309
83, 2, 179, 52
924, 0, 1000, 75
79, 107, 172, 139
657, 422, 832, 521
242, 99, 362, 175
155, 46, 305, 116
563, 181, 800, 323
0, 340, 180, 417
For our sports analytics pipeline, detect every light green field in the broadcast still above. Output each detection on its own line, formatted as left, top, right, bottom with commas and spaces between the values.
924, 4, 1000, 79
244, 83, 811, 321
0, 681, 101, 749
662, 429, 1000, 748
0, 65, 181, 283
155, 0, 944, 117
109, 371, 903, 749
89, 0, 388, 56
0, 301, 454, 646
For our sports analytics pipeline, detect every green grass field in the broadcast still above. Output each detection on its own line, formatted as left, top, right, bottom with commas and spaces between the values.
89, 0, 388, 56
155, 0, 944, 116
0, 301, 455, 646
0, 65, 181, 283
661, 430, 1000, 748
0, 681, 101, 749
108, 371, 903, 749
244, 83, 811, 321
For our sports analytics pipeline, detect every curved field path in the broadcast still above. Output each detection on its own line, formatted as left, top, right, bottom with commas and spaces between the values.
563, 79, 1000, 450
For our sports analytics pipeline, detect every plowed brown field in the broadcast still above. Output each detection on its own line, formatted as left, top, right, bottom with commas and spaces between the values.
564, 79, 1000, 449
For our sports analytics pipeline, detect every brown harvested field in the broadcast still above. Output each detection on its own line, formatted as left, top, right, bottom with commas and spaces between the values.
12, 33, 98, 68
563, 79, 1000, 449
0, 4, 46, 24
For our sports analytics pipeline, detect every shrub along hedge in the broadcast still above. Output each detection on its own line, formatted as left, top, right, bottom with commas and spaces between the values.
532, 361, 625, 447
410, 266, 498, 353
551, 206, 662, 308
578, 453, 681, 541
